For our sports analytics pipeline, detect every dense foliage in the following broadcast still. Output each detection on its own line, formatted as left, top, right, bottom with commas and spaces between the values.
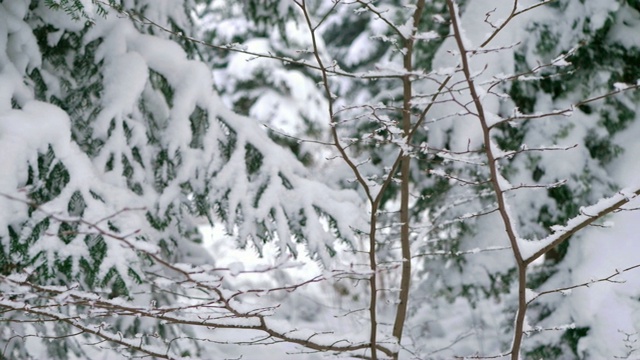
1, 0, 640, 359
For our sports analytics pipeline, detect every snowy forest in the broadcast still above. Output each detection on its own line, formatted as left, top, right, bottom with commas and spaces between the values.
1, 0, 640, 359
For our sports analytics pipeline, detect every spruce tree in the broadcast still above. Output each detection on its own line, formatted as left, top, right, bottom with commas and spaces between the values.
507, 1, 640, 358
0, 1, 361, 358
411, 0, 640, 357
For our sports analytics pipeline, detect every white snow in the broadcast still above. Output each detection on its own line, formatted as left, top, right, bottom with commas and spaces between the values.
3, 1, 640, 359
518, 185, 640, 262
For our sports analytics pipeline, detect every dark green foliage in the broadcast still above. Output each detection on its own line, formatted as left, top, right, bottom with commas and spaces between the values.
268, 132, 315, 165
534, 24, 560, 56
2, 227, 22, 274
628, 0, 640, 11
585, 129, 623, 164
31, 24, 105, 155
483, 268, 517, 300
243, 0, 295, 37
245, 143, 264, 176
599, 94, 637, 135
58, 222, 76, 244
415, 174, 453, 214
24, 218, 50, 257
563, 327, 590, 357
24, 147, 70, 206
43, 0, 107, 23
67, 190, 86, 216
149, 70, 174, 108
189, 107, 209, 149
146, 204, 175, 231
509, 85, 536, 115
508, 51, 541, 115
102, 267, 130, 299
48, 162, 71, 198
54, 256, 74, 279
324, 16, 387, 73
494, 122, 527, 152
526, 344, 564, 359
105, 152, 115, 171
153, 150, 179, 191
30, 68, 48, 100
131, 146, 145, 167
79, 235, 107, 287
413, 0, 450, 70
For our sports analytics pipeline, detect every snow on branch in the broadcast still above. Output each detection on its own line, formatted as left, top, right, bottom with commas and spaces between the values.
0, 210, 393, 358
519, 186, 640, 264
1, 5, 365, 279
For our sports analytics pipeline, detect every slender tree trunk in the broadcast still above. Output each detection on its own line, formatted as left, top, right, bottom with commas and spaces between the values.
369, 210, 379, 360
392, 1, 426, 354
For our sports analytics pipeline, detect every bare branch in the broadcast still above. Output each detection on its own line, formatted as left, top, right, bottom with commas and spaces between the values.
526, 263, 640, 305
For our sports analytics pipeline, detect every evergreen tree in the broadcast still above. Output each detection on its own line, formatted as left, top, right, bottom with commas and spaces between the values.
408, 0, 640, 357
507, 1, 640, 358
197, 0, 329, 165
0, 1, 361, 358
2, 0, 640, 359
